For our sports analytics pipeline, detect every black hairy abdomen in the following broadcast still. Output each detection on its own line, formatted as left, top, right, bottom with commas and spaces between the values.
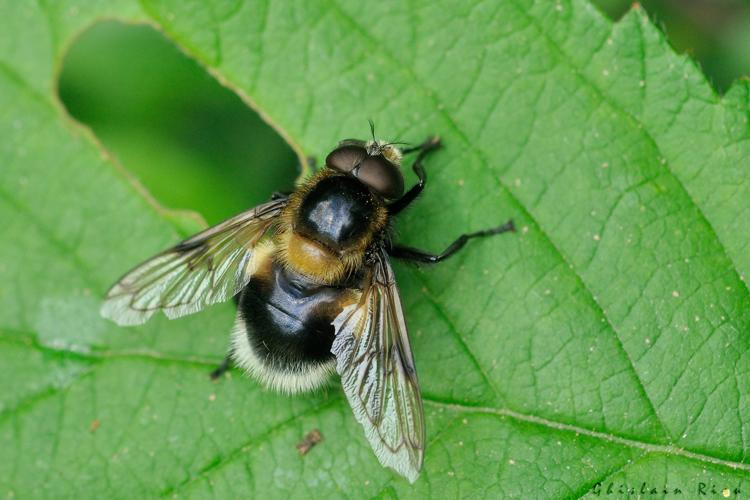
238, 261, 350, 369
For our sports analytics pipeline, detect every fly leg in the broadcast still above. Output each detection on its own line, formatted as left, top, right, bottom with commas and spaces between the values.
210, 292, 245, 380
388, 220, 515, 263
210, 352, 233, 380
387, 136, 441, 216
271, 191, 291, 201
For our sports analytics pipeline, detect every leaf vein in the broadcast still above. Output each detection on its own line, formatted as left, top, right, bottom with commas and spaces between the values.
422, 398, 750, 473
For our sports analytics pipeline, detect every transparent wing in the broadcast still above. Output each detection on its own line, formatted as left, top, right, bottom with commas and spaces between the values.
101, 198, 286, 326
331, 248, 425, 483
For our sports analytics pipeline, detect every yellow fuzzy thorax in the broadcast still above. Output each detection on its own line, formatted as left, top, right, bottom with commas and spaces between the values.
275, 168, 388, 285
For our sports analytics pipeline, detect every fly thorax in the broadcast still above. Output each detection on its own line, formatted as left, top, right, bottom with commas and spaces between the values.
295, 175, 378, 251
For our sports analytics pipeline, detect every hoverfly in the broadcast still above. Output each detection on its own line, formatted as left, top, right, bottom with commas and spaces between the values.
100, 129, 514, 482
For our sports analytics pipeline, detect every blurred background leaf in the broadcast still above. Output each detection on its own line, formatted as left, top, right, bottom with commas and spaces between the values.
59, 22, 297, 224
594, 0, 750, 92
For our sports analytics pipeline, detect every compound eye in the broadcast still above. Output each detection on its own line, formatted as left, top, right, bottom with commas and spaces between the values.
356, 155, 405, 199
325, 144, 368, 173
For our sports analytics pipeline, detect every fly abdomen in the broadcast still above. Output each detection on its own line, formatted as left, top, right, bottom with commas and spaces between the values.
231, 258, 359, 393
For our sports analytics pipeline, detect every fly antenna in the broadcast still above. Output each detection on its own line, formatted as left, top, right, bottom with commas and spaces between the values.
368, 119, 376, 142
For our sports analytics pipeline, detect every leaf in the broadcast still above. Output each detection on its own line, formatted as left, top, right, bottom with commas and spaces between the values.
2, 0, 750, 497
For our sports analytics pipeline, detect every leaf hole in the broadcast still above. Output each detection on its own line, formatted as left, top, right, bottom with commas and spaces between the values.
57, 21, 298, 224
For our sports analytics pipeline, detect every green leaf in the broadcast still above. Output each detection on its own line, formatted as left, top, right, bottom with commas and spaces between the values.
2, 0, 750, 497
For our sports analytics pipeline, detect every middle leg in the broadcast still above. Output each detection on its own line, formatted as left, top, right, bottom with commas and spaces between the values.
388, 220, 515, 264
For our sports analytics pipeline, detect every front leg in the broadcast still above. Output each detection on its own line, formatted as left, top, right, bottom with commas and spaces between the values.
387, 136, 441, 216
271, 191, 291, 201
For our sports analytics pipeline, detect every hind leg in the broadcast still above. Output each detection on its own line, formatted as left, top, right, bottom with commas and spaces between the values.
210, 353, 233, 380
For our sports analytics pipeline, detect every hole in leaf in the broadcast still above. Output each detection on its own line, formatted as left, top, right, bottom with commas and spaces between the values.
58, 21, 298, 225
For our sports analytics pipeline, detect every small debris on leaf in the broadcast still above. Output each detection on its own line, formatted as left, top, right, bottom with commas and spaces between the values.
296, 429, 323, 456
